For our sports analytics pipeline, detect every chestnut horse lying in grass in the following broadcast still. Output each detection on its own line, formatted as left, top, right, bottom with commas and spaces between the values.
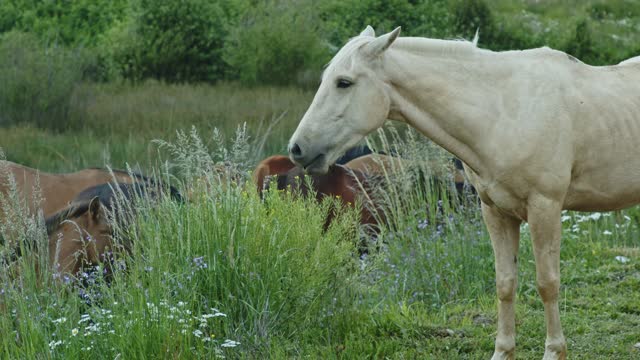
0, 160, 145, 219
43, 182, 182, 279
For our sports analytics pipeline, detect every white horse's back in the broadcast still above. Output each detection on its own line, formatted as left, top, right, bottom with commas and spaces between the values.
619, 55, 640, 65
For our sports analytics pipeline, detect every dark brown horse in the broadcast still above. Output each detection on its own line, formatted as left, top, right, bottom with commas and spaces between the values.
254, 155, 384, 230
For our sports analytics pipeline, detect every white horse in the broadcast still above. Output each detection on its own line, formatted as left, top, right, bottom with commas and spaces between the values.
288, 26, 640, 359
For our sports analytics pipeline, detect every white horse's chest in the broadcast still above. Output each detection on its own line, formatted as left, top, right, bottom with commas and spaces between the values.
464, 165, 529, 220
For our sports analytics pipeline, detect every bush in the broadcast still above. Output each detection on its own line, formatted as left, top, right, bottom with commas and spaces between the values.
94, 10, 144, 82
565, 19, 602, 65
319, 0, 453, 48
223, 0, 329, 87
0, 31, 89, 131
132, 0, 236, 83
0, 0, 128, 46
452, 0, 544, 50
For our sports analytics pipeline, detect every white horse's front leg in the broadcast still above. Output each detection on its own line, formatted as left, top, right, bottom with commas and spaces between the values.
482, 203, 522, 360
528, 195, 567, 360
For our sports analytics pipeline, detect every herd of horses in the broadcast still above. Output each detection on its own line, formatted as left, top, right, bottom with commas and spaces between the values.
0, 148, 471, 285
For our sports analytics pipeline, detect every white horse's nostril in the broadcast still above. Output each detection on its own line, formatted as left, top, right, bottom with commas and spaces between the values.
290, 143, 303, 158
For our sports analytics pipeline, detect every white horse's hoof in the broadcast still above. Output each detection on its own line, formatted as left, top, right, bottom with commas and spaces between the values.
542, 340, 567, 360
542, 349, 566, 360
491, 350, 514, 360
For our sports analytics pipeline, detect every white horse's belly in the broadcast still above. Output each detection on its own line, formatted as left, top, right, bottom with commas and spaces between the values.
564, 169, 640, 211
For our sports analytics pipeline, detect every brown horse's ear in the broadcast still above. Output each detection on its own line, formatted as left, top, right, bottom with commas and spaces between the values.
88, 196, 103, 223
253, 156, 297, 194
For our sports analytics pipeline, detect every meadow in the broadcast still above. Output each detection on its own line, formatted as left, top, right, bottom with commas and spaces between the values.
1, 82, 639, 359
1, 0, 640, 358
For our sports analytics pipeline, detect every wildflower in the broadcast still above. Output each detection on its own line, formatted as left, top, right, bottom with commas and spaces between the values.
79, 314, 92, 324
193, 330, 203, 338
49, 340, 64, 350
144, 266, 154, 272
193, 256, 208, 270
221, 339, 240, 348
603, 230, 613, 236
209, 308, 227, 317
71, 328, 79, 336
52, 317, 67, 324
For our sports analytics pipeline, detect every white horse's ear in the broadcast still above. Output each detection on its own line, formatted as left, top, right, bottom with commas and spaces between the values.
365, 27, 401, 57
360, 25, 375, 37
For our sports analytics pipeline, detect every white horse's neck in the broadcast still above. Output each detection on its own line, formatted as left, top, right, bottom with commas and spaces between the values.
383, 37, 512, 176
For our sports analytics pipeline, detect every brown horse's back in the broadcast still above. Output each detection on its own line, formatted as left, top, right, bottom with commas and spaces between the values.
0, 161, 139, 219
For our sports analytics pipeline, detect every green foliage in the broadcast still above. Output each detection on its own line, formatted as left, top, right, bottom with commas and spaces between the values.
133, 0, 237, 83
0, 31, 90, 131
452, 0, 545, 50
565, 19, 602, 65
0, 0, 128, 45
223, 0, 329, 87
2, 0, 640, 84
319, 0, 453, 47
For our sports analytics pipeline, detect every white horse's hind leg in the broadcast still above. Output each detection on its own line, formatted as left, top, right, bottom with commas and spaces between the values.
482, 203, 521, 360
528, 194, 567, 360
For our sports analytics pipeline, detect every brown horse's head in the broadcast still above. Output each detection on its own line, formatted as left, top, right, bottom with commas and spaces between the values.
44, 182, 178, 279
254, 155, 383, 230
253, 155, 298, 194
45, 196, 114, 277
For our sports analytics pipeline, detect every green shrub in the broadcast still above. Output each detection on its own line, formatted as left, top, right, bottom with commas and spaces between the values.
94, 9, 144, 82
0, 31, 89, 131
319, 0, 453, 48
0, 0, 127, 46
132, 0, 237, 83
223, 0, 329, 87
565, 19, 602, 65
452, 0, 544, 50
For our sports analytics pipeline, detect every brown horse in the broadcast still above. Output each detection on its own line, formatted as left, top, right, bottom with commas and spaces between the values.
43, 182, 181, 279
254, 155, 384, 230
0, 161, 144, 219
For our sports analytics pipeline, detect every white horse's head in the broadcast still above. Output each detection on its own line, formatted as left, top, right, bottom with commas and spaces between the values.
288, 26, 401, 174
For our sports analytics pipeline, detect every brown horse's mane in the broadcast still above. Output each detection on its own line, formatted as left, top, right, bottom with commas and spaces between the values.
44, 201, 94, 236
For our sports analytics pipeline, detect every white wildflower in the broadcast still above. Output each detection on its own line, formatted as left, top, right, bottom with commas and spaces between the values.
615, 256, 630, 264
221, 339, 240, 348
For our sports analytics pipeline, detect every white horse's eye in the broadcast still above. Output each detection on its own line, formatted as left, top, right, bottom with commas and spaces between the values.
336, 79, 353, 89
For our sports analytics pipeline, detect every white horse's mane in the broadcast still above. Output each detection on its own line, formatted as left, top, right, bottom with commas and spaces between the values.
322, 32, 481, 79
395, 34, 480, 58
